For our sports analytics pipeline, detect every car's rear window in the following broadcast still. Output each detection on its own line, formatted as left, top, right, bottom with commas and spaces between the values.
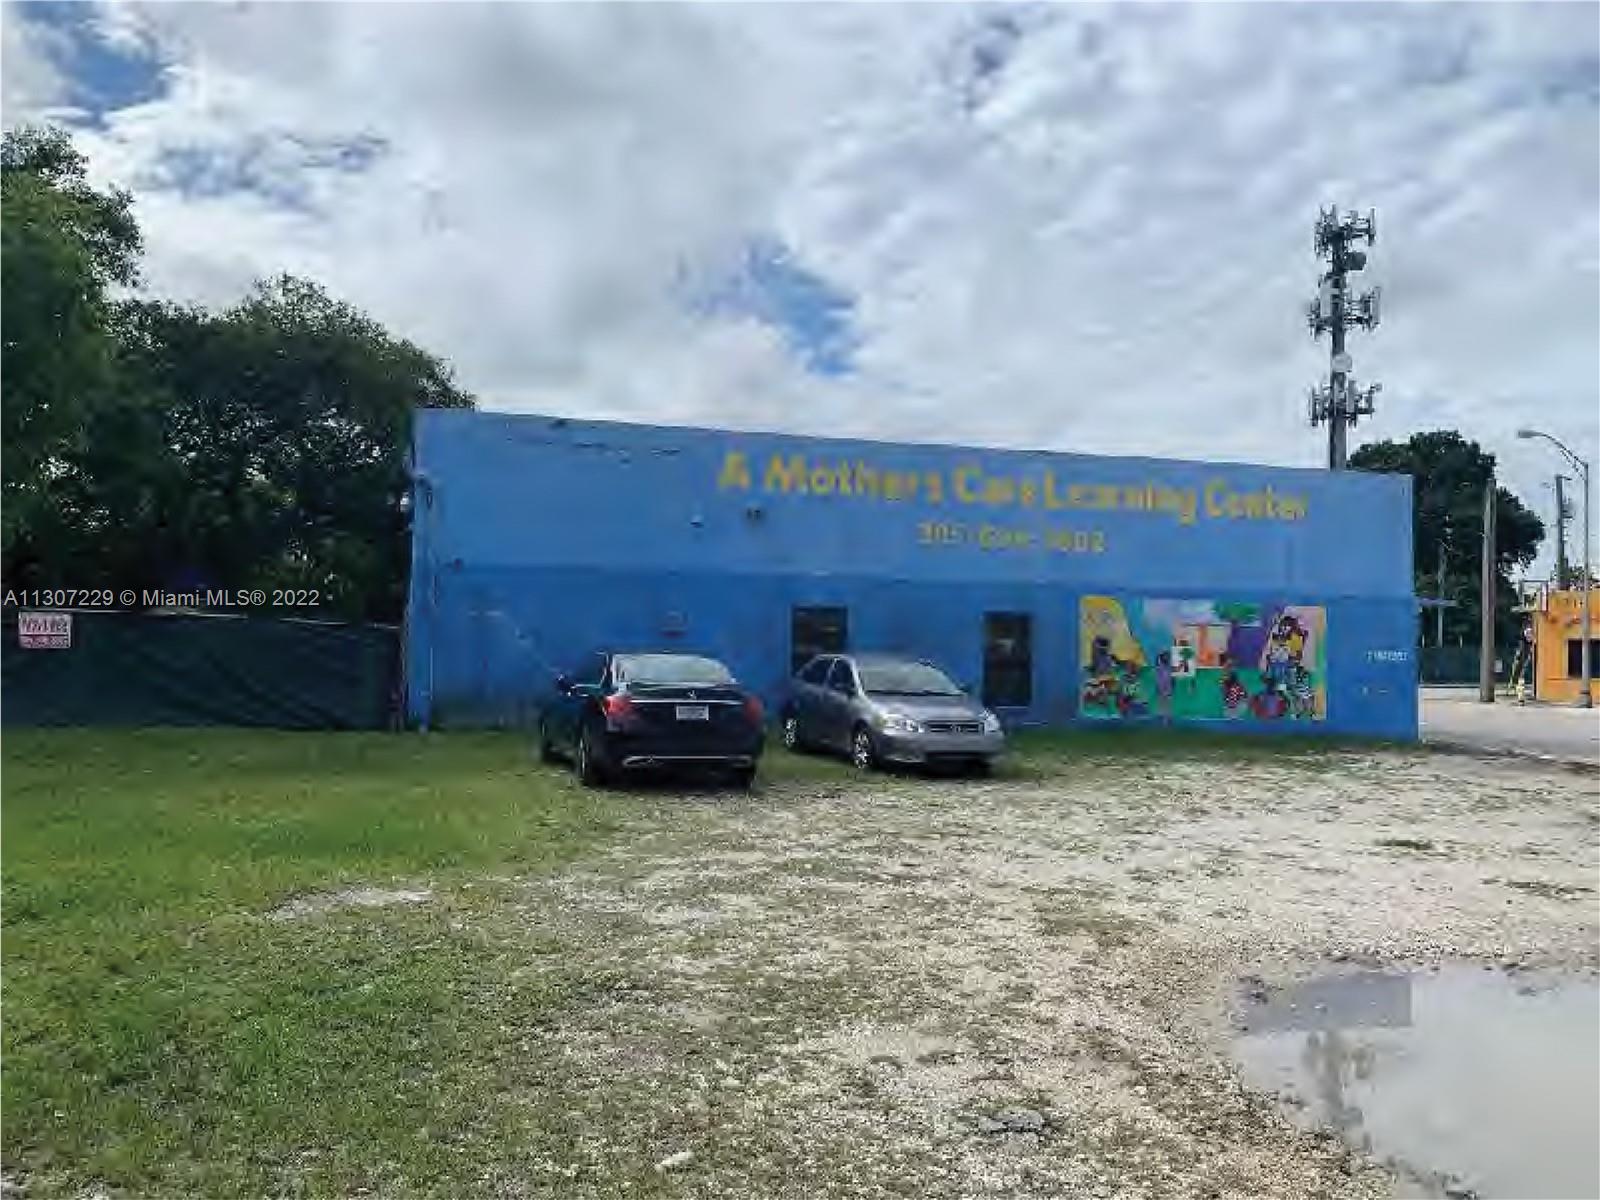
857, 660, 962, 696
614, 654, 735, 686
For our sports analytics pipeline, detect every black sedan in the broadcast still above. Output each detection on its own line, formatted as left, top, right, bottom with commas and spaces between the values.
537, 651, 765, 788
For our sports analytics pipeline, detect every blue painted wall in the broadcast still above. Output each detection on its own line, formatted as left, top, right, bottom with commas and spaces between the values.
407, 411, 1418, 738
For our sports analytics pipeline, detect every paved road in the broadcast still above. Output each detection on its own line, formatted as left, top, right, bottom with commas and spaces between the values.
1421, 686, 1600, 766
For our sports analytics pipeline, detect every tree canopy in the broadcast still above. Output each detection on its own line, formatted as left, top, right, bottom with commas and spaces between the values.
1350, 430, 1544, 646
2, 126, 473, 622
2, 127, 141, 555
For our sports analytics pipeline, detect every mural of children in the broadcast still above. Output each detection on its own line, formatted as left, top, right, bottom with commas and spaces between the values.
1251, 677, 1289, 720
1089, 635, 1118, 678
1085, 635, 1127, 712
1219, 653, 1249, 717
1079, 595, 1326, 726
1115, 681, 1139, 717
1107, 652, 1145, 720
1269, 615, 1318, 718
1154, 650, 1175, 718
1173, 639, 1197, 677
1288, 665, 1317, 719
1282, 615, 1308, 663
1119, 658, 1147, 716
1262, 616, 1298, 690
1171, 638, 1199, 709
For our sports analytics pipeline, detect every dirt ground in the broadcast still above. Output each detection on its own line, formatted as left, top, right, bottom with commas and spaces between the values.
494, 748, 1599, 1200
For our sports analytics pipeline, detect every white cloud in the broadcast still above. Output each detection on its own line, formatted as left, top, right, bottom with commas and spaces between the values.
3, 0, 1596, 573
2, 0, 70, 116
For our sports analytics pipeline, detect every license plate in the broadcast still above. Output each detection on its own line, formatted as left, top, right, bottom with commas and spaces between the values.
675, 705, 710, 721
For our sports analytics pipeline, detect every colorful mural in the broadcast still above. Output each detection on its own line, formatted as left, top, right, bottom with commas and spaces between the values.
1080, 596, 1327, 722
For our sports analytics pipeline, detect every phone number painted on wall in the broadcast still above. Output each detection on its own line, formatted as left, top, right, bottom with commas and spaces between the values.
918, 521, 1107, 553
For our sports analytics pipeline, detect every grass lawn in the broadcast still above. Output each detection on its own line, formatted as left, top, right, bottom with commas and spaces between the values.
1005, 724, 1410, 766
3, 730, 636, 1197
1, 724, 1384, 1197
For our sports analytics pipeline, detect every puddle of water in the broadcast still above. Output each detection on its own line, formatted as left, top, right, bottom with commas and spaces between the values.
1232, 965, 1600, 1200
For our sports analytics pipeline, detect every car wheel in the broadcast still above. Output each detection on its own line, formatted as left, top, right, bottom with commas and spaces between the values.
730, 764, 757, 791
851, 726, 878, 772
537, 718, 560, 763
781, 714, 803, 752
967, 757, 993, 778
575, 725, 608, 787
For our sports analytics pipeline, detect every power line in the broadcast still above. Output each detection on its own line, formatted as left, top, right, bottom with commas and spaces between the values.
1306, 206, 1382, 470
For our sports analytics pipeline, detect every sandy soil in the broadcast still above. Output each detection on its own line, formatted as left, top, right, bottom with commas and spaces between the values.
497, 749, 1599, 1199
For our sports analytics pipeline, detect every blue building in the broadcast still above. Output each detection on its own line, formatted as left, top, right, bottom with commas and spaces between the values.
407, 410, 1418, 738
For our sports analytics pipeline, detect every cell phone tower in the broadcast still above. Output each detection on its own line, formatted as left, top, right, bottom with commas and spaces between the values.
1306, 207, 1382, 470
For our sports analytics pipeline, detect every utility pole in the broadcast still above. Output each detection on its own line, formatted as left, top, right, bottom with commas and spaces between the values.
1436, 543, 1446, 647
1479, 478, 1498, 703
1307, 207, 1382, 469
1519, 427, 1593, 708
1554, 473, 1571, 587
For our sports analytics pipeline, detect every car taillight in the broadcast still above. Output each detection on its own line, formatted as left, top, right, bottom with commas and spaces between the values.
603, 694, 634, 720
743, 694, 764, 725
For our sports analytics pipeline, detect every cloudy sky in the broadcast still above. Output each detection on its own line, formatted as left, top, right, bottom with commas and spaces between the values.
5, 1, 1597, 570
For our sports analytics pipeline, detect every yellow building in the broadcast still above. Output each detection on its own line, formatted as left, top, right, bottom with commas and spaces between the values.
1529, 588, 1600, 704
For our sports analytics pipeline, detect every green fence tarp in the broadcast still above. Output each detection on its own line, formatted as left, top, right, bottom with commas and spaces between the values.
2, 611, 398, 729
1417, 644, 1521, 685
1419, 645, 1482, 685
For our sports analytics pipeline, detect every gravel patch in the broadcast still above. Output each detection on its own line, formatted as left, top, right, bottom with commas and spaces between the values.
265, 885, 432, 921
489, 749, 1597, 1198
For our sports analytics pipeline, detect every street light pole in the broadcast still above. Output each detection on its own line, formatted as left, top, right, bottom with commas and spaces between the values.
1518, 428, 1593, 709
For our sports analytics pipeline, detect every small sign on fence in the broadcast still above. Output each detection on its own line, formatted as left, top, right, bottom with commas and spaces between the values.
18, 611, 72, 649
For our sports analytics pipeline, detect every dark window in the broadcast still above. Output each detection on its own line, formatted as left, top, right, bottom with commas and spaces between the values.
792, 606, 848, 674
983, 612, 1033, 707
825, 659, 857, 695
798, 656, 832, 684
614, 654, 734, 686
1567, 638, 1600, 678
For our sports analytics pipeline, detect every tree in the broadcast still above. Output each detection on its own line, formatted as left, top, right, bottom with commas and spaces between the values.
1350, 431, 1545, 647
3, 127, 474, 622
1557, 564, 1597, 591
1, 126, 141, 565
115, 277, 473, 621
